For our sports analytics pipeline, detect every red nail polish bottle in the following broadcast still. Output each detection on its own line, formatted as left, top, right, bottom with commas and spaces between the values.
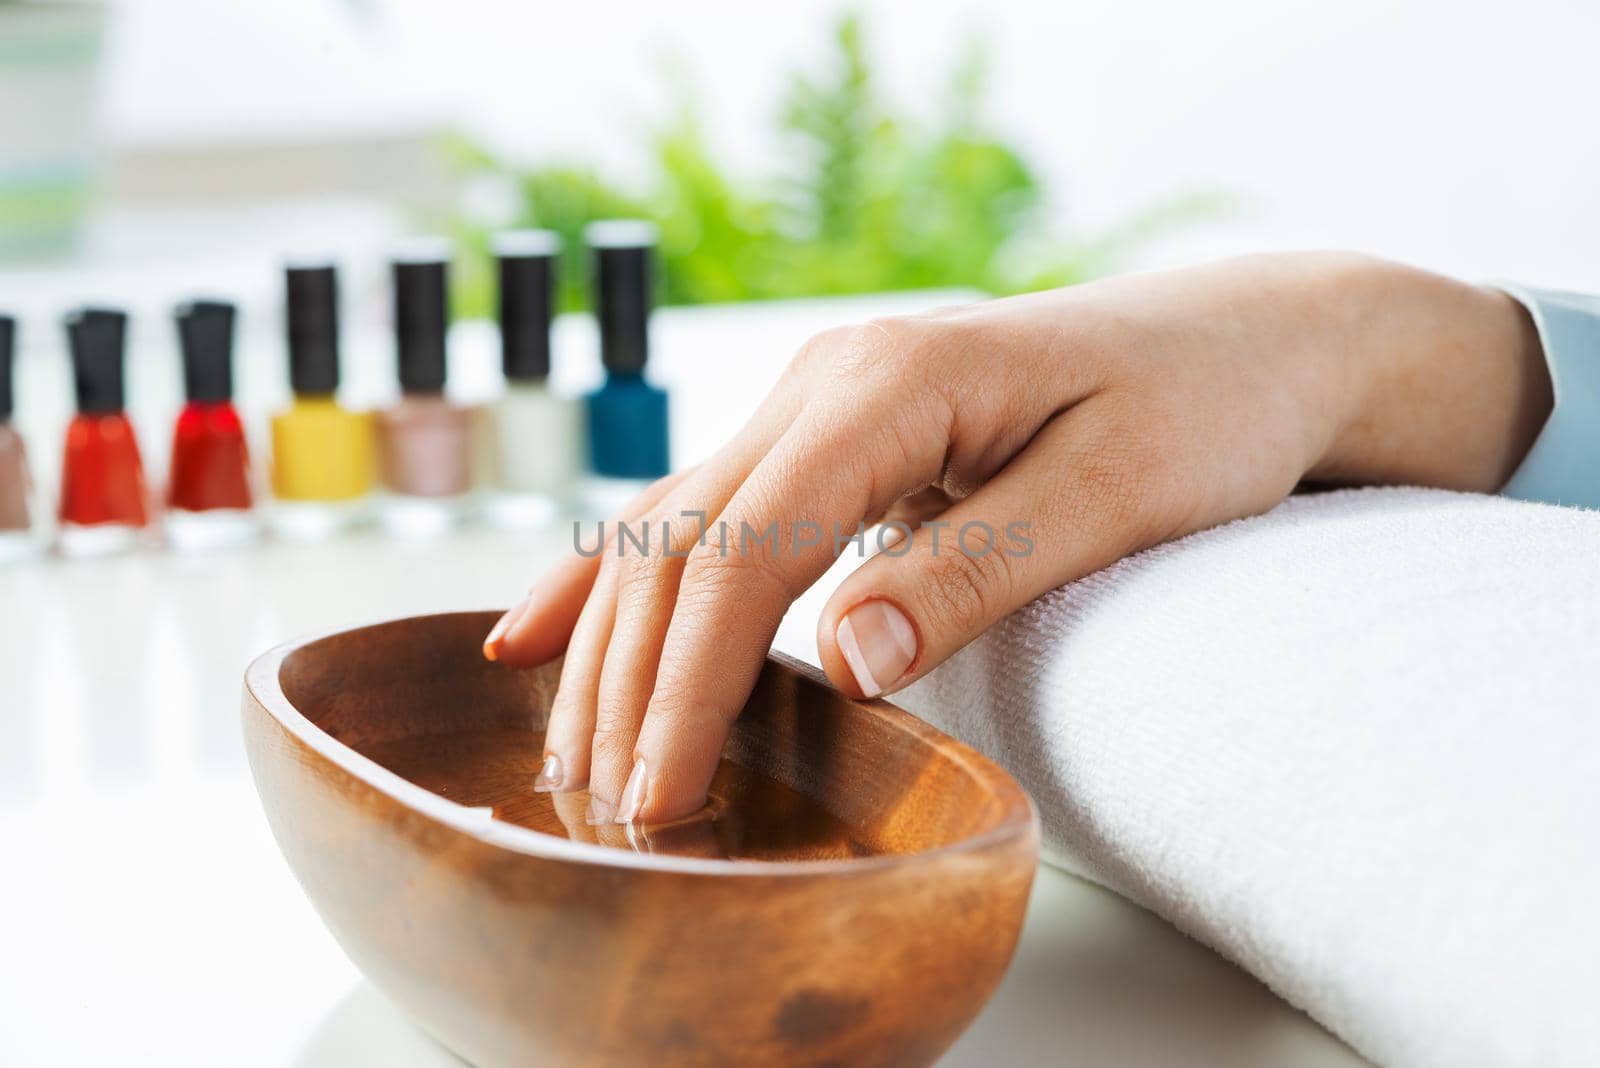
166, 300, 256, 549
58, 308, 151, 556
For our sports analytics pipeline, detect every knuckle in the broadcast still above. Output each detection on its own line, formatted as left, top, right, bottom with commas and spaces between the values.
831, 319, 969, 449
616, 534, 657, 581
589, 551, 624, 598
828, 318, 926, 387
662, 507, 711, 557
681, 534, 793, 603
679, 542, 734, 594
639, 690, 696, 742
792, 324, 854, 370
640, 472, 676, 502
923, 538, 1014, 636
612, 510, 698, 611
589, 710, 637, 763
619, 471, 680, 520
680, 502, 811, 608
969, 531, 1024, 591
614, 553, 661, 613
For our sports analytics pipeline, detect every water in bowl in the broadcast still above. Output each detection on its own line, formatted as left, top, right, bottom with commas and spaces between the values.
363, 727, 877, 861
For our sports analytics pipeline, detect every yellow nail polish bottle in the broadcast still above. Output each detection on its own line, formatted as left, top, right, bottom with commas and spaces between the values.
268, 262, 375, 538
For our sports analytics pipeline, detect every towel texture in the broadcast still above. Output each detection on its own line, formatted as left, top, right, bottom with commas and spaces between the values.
878, 487, 1600, 1067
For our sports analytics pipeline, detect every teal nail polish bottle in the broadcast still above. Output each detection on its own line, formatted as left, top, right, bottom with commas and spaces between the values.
584, 221, 669, 481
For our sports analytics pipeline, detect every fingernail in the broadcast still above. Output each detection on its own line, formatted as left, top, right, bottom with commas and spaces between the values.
584, 793, 618, 826
615, 758, 647, 824
533, 753, 563, 792
482, 598, 530, 661
836, 600, 917, 698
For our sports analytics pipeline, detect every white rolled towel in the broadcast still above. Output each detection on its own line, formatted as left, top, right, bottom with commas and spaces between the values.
871, 487, 1600, 1067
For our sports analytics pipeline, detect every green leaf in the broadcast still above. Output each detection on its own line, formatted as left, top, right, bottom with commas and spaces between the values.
441, 11, 1229, 317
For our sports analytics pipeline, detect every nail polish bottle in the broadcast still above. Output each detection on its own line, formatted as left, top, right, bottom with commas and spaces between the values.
376, 241, 475, 536
58, 308, 151, 556
165, 300, 256, 550
0, 314, 41, 562
482, 230, 581, 526
269, 262, 376, 540
584, 221, 670, 505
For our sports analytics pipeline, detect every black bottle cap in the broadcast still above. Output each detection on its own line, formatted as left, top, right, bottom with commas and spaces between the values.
65, 307, 129, 415
495, 230, 560, 382
285, 261, 341, 395
587, 220, 657, 376
392, 239, 451, 394
0, 315, 14, 421
176, 300, 236, 404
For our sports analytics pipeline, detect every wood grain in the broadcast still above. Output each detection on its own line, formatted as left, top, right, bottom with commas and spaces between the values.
243, 611, 1039, 1068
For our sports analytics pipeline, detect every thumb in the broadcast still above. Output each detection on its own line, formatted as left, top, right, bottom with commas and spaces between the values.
817, 410, 1171, 698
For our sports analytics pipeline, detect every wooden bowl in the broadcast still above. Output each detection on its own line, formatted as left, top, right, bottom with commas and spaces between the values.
243, 611, 1039, 1068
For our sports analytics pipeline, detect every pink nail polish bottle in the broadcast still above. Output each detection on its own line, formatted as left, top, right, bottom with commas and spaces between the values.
376, 240, 476, 537
0, 314, 42, 563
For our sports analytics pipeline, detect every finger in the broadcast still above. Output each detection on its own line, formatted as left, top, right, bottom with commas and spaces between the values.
584, 484, 731, 810
873, 486, 956, 548
486, 467, 694, 666
818, 397, 1183, 698
583, 388, 814, 810
534, 556, 621, 792
480, 596, 535, 661
625, 397, 951, 822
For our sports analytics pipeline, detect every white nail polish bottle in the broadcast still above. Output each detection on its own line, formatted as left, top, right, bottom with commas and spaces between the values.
483, 230, 582, 526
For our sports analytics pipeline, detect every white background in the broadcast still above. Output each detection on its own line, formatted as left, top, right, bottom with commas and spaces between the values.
100, 0, 1600, 288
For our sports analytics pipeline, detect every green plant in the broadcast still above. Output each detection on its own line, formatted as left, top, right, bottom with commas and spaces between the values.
445, 12, 1227, 318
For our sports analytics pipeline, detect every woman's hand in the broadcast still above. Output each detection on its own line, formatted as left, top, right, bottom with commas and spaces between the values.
484, 251, 1550, 824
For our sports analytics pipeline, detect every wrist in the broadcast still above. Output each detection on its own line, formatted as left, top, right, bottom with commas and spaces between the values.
1309, 258, 1550, 492
1472, 287, 1551, 488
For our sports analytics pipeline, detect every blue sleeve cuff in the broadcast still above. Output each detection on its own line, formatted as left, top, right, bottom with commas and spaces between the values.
1493, 283, 1600, 509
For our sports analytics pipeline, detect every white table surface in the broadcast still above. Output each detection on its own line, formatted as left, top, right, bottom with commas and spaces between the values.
0, 293, 1364, 1066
